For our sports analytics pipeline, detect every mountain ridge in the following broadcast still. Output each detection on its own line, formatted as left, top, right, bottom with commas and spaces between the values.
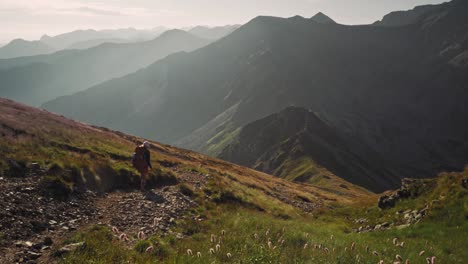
39, 0, 468, 191
0, 30, 211, 106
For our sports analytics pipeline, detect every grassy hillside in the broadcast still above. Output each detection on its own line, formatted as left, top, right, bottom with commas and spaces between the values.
60, 169, 468, 264
219, 107, 399, 192
1, 98, 466, 263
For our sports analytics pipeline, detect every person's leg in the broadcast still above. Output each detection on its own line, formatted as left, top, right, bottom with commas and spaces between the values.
140, 171, 147, 191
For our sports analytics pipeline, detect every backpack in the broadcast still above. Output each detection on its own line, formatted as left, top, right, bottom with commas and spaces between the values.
132, 145, 146, 169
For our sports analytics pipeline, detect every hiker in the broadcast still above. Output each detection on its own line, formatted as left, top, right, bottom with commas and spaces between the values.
132, 141, 153, 191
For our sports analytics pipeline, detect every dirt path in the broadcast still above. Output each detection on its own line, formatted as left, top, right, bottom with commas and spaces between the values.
0, 170, 206, 264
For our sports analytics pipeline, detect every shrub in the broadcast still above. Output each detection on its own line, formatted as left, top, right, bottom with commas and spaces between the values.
134, 240, 151, 253
179, 184, 195, 197
148, 168, 178, 187
48, 162, 64, 176
3, 159, 28, 177
39, 175, 73, 200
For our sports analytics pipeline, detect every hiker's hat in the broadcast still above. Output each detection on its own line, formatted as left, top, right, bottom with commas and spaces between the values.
143, 141, 150, 148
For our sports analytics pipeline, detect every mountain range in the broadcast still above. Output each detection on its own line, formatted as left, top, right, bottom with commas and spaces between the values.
41, 0, 468, 192
0, 39, 56, 59
0, 25, 240, 59
0, 30, 211, 106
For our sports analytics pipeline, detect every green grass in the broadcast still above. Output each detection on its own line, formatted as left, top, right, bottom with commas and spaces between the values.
56, 170, 468, 263
57, 204, 468, 263
205, 124, 241, 157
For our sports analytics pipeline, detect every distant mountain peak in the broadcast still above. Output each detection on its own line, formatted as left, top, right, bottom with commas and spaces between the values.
310, 12, 336, 24
40, 35, 51, 41
158, 29, 189, 38
9, 38, 27, 44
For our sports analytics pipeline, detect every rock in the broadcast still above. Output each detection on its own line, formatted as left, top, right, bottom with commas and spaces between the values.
55, 242, 85, 256
27, 251, 42, 260
395, 224, 410, 230
462, 178, 468, 189
381, 222, 390, 227
6, 159, 28, 177
43, 237, 53, 246
15, 241, 24, 247
355, 218, 368, 224
378, 194, 397, 209
41, 246, 51, 251
24, 241, 33, 247
29, 163, 41, 173
31, 220, 48, 233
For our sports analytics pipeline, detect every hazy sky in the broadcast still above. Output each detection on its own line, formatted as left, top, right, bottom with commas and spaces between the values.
0, 0, 447, 44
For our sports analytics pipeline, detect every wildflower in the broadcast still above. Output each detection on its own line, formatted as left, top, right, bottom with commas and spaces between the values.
221, 229, 226, 236
280, 239, 285, 245
405, 260, 410, 264
303, 243, 308, 249
209, 248, 215, 255
227, 252, 232, 258
119, 233, 128, 241
218, 237, 222, 244
216, 244, 221, 252
197, 252, 202, 258
419, 250, 425, 256
344, 247, 348, 251
138, 231, 145, 240
396, 255, 403, 261
393, 238, 398, 245
426, 257, 431, 264
111, 226, 119, 234
324, 248, 329, 253
254, 233, 259, 240
272, 246, 277, 250
373, 251, 379, 256
330, 234, 334, 240
305, 233, 309, 238
266, 229, 270, 236
351, 242, 356, 251
187, 249, 193, 256
282, 226, 286, 233
430, 256, 436, 264
210, 234, 216, 243
145, 246, 154, 253
267, 241, 272, 249
398, 242, 405, 248
378, 260, 384, 264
